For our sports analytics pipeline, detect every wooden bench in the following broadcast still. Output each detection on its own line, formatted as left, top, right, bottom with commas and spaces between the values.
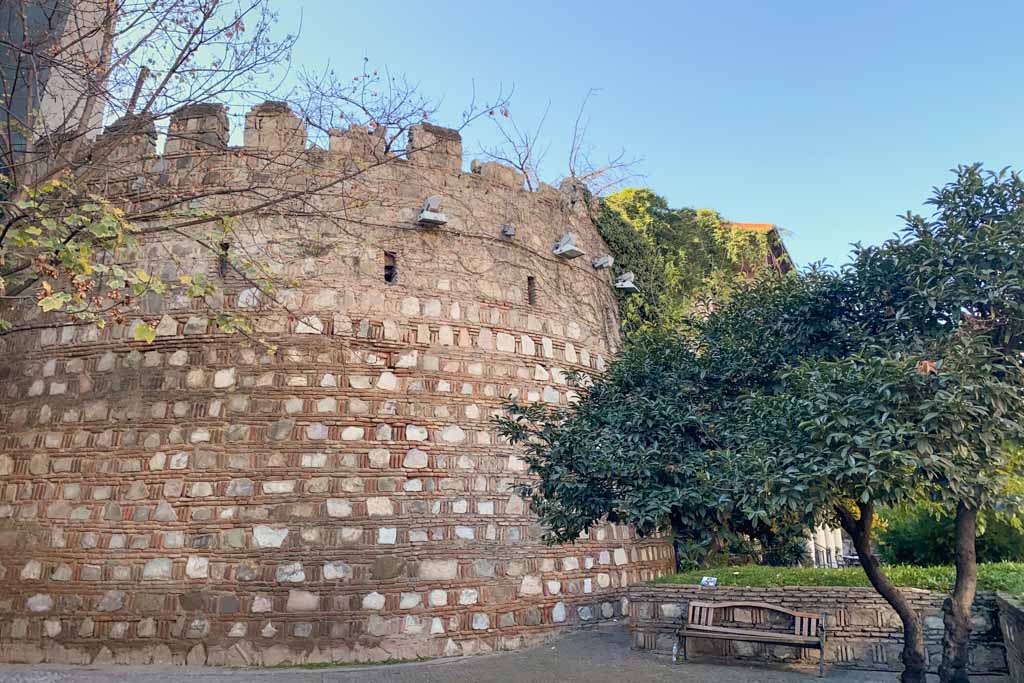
673, 600, 828, 677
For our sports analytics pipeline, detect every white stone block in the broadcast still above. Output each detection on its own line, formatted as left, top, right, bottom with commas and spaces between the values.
406, 425, 428, 441
519, 575, 543, 595
341, 426, 364, 441
296, 316, 323, 334
366, 497, 394, 516
397, 592, 421, 609
286, 590, 318, 611
253, 525, 289, 548
440, 425, 466, 443
326, 499, 352, 518
276, 561, 305, 583
420, 560, 458, 580
401, 297, 420, 316
496, 332, 516, 352
368, 449, 390, 468
306, 423, 328, 440
552, 602, 567, 623
186, 556, 209, 579
26, 594, 53, 612
403, 448, 428, 468
213, 368, 236, 388
362, 592, 386, 610
141, 558, 172, 580
349, 375, 371, 389
262, 480, 296, 494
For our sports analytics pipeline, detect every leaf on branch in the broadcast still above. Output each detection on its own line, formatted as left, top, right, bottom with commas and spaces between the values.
38, 292, 70, 312
132, 322, 157, 343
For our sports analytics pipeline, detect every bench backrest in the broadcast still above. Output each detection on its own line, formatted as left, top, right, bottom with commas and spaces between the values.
687, 600, 822, 636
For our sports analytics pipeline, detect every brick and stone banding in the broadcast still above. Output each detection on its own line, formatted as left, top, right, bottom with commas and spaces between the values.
0, 104, 674, 666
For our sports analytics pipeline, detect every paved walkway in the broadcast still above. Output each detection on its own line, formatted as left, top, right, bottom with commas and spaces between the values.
0, 625, 991, 683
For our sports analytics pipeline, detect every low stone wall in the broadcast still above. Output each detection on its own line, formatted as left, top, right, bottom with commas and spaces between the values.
998, 594, 1024, 682
629, 584, 1009, 677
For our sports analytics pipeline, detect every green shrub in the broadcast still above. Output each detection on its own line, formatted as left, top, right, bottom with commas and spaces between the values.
655, 562, 1024, 595
761, 533, 811, 567
877, 506, 1024, 566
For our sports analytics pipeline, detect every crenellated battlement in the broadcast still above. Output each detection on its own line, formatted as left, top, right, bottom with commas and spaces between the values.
163, 102, 229, 154
90, 101, 537, 194
244, 101, 306, 153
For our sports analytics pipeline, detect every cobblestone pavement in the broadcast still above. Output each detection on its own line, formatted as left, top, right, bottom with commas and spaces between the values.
0, 625, 994, 683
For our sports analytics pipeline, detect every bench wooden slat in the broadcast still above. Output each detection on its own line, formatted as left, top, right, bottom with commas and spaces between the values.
678, 628, 820, 646
797, 615, 819, 637
687, 600, 821, 621
689, 603, 715, 626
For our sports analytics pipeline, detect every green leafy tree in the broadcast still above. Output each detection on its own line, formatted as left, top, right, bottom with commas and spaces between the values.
495, 329, 802, 568
738, 337, 1023, 683
852, 165, 1024, 682
494, 270, 848, 567
709, 162, 1024, 682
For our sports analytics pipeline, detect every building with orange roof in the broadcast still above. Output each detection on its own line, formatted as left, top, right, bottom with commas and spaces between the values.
732, 222, 795, 276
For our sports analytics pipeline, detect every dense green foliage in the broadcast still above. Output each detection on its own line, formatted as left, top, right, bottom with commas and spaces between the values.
496, 272, 845, 566
588, 203, 666, 338
656, 562, 1024, 595
740, 164, 1024, 523
591, 188, 776, 336
738, 333, 1024, 521
878, 506, 1024, 566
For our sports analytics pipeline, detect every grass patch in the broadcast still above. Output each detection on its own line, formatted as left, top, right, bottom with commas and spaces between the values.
654, 562, 1024, 595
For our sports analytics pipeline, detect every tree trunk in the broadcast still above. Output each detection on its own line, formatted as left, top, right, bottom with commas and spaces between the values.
836, 504, 928, 683
939, 503, 978, 683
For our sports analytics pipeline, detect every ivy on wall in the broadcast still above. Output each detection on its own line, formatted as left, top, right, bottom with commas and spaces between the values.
592, 188, 780, 338
588, 202, 666, 338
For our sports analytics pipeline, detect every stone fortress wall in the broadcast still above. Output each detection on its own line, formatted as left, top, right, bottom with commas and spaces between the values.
0, 102, 674, 666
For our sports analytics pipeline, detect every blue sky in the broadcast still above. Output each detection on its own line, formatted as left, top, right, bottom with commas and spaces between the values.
281, 0, 1024, 267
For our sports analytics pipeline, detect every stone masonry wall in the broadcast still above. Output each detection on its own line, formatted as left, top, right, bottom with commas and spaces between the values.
998, 594, 1024, 682
629, 584, 1008, 677
0, 104, 675, 666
